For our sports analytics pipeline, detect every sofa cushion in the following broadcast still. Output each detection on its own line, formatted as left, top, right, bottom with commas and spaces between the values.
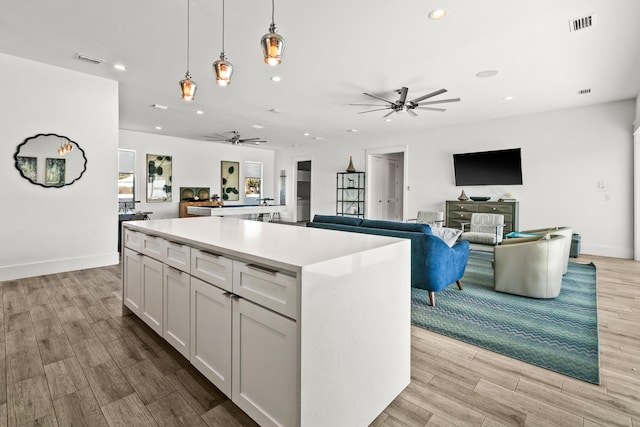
361, 219, 432, 235
311, 214, 363, 226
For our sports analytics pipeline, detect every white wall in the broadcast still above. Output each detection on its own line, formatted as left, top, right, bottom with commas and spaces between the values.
0, 53, 119, 280
119, 130, 275, 219
276, 99, 636, 258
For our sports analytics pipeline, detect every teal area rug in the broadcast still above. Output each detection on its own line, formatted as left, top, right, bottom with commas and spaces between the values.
412, 250, 600, 384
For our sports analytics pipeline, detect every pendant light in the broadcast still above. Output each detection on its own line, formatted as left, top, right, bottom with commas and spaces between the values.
213, 0, 233, 86
179, 0, 197, 100
260, 0, 285, 66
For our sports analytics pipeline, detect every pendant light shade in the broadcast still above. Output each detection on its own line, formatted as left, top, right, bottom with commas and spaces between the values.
180, 72, 197, 101
261, 0, 285, 66
213, 0, 233, 86
180, 0, 197, 101
213, 54, 233, 86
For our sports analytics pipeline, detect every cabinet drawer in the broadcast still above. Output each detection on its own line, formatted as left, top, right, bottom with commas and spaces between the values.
141, 234, 164, 259
164, 240, 191, 273
448, 202, 478, 213
124, 229, 143, 251
191, 249, 233, 291
449, 211, 473, 222
478, 203, 514, 215
233, 262, 297, 320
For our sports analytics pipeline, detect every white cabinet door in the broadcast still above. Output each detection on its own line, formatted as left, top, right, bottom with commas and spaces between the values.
232, 298, 298, 427
140, 256, 163, 335
123, 248, 143, 314
163, 266, 190, 358
190, 277, 232, 396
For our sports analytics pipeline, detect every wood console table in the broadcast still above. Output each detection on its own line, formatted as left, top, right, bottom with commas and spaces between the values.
446, 200, 519, 236
178, 200, 223, 218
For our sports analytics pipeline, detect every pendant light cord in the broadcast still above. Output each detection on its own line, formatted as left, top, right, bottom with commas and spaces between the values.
186, 0, 191, 73
221, 0, 225, 54
271, 0, 275, 25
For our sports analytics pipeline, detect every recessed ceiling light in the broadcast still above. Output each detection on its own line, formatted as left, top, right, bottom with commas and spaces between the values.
113, 64, 126, 71
252, 124, 264, 129
503, 96, 513, 101
270, 76, 281, 82
428, 9, 447, 20
195, 110, 204, 115
348, 129, 358, 133
476, 70, 499, 78
313, 136, 323, 140
155, 126, 162, 130
385, 119, 392, 122
152, 104, 169, 110
269, 108, 285, 114
303, 132, 310, 136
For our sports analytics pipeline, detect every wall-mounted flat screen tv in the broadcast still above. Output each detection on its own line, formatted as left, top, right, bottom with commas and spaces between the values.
453, 148, 523, 186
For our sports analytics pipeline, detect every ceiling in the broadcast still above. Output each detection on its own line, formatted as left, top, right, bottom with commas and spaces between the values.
1, 0, 639, 150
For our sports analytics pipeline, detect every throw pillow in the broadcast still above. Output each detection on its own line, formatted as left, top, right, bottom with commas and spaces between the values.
431, 227, 463, 247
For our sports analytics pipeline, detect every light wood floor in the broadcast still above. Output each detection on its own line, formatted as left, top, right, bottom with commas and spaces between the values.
0, 254, 638, 427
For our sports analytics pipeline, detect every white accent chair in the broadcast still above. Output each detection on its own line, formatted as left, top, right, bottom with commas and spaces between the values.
501, 226, 573, 274
460, 213, 505, 245
407, 211, 445, 228
493, 234, 567, 298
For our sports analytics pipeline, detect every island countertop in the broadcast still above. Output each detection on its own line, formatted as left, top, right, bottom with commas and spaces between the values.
122, 216, 407, 272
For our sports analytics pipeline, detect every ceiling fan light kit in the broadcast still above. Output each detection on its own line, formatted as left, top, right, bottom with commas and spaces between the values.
261, 0, 285, 65
213, 0, 233, 86
179, 0, 197, 101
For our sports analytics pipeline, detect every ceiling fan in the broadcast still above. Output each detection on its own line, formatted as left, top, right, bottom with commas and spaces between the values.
203, 130, 267, 145
350, 87, 460, 117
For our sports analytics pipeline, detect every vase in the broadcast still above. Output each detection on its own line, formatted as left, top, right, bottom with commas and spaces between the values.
458, 190, 469, 201
346, 156, 356, 173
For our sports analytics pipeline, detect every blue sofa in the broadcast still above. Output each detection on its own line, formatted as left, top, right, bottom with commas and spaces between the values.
306, 215, 470, 306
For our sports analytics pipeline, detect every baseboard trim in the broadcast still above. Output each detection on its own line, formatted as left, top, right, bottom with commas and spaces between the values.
0, 252, 120, 281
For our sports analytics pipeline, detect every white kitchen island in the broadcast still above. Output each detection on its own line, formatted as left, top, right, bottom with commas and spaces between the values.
122, 216, 410, 427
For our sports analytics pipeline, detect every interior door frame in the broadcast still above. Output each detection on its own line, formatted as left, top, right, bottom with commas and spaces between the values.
293, 155, 314, 223
365, 145, 408, 221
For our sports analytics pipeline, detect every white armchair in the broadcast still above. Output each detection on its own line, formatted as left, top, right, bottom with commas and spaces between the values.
460, 213, 505, 245
494, 234, 567, 298
407, 211, 445, 228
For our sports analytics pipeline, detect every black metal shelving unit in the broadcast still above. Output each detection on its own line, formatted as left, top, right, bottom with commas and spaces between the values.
336, 172, 365, 218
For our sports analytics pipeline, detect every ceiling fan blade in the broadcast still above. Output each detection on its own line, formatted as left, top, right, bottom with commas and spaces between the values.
418, 97, 461, 106
241, 141, 267, 145
357, 107, 393, 114
407, 109, 418, 117
203, 135, 230, 141
415, 107, 447, 112
363, 92, 395, 104
410, 88, 448, 104
349, 103, 390, 107
239, 137, 261, 142
397, 87, 408, 105
383, 110, 396, 118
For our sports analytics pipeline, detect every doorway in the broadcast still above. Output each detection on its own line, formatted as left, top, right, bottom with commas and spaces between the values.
366, 147, 407, 221
295, 160, 312, 224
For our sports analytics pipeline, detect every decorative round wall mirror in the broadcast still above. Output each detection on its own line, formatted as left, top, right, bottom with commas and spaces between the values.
14, 133, 87, 188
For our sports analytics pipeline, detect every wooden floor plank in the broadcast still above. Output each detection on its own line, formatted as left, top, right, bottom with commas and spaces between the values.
101, 393, 156, 427
52, 387, 108, 427
145, 392, 208, 427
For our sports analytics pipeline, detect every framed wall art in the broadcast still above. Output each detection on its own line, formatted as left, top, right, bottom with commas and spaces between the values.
147, 154, 172, 202
45, 158, 66, 186
17, 156, 37, 181
221, 160, 239, 201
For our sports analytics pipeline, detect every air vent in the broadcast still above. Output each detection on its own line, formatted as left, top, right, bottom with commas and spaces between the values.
577, 88, 591, 95
569, 14, 595, 32
76, 53, 105, 64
